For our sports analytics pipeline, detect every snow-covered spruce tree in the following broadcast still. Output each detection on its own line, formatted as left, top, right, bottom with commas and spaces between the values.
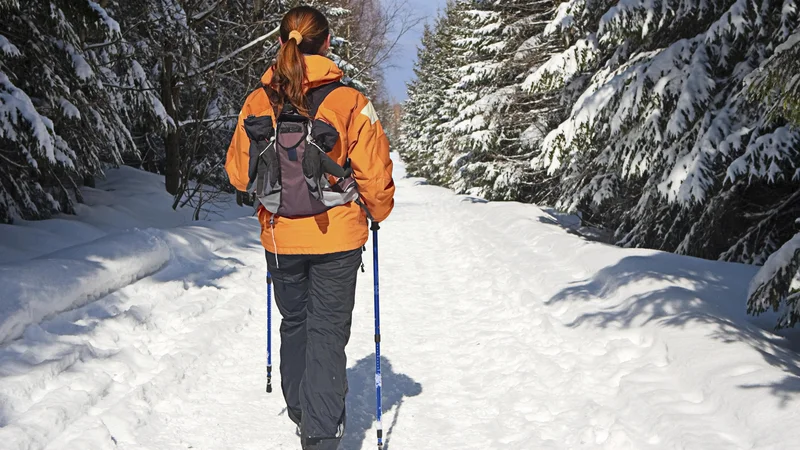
0, 0, 168, 223
445, 0, 563, 202
400, 1, 468, 184
399, 23, 437, 177
748, 231, 800, 329
527, 1, 800, 256
746, 28, 800, 329
441, 0, 515, 198
401, 1, 564, 201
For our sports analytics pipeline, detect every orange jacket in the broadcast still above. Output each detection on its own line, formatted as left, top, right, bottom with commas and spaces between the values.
225, 55, 395, 255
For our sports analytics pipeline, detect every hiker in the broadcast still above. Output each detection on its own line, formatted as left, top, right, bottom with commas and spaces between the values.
224, 5, 395, 450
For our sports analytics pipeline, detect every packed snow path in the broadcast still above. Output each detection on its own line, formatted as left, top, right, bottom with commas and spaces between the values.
2, 158, 800, 449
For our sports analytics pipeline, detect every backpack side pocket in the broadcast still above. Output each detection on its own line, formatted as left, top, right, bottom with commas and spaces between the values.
243, 115, 281, 212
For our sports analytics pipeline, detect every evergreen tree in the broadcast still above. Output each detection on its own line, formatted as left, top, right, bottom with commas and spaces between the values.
442, 0, 512, 198
746, 24, 800, 329
447, 0, 562, 202
0, 0, 168, 223
532, 0, 800, 330
400, 3, 466, 183
402, 0, 565, 201
403, 0, 800, 328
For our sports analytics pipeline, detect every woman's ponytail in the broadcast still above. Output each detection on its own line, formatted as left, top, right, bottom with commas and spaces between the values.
270, 6, 330, 117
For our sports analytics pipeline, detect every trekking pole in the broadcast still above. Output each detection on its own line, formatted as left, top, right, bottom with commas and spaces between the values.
266, 271, 273, 393
371, 221, 383, 450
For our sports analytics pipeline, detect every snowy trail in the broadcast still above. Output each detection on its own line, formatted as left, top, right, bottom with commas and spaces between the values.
2, 157, 800, 449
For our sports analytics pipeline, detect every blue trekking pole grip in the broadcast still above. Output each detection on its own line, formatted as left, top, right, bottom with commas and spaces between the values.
266, 271, 273, 393
371, 221, 383, 450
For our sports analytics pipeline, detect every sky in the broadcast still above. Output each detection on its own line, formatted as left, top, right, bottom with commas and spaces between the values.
382, 0, 449, 102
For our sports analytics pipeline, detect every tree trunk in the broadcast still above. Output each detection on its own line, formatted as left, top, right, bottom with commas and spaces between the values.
161, 52, 181, 195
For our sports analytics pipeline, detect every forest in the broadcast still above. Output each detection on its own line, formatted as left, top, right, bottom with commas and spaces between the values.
400, 0, 800, 329
0, 0, 403, 222
3, 0, 800, 329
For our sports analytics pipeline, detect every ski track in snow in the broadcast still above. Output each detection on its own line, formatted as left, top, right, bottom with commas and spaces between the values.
1, 157, 800, 449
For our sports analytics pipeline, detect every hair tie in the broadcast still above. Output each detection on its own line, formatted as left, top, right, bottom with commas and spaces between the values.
288, 30, 303, 44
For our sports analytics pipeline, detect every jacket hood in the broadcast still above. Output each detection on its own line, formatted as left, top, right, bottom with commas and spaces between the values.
260, 54, 344, 89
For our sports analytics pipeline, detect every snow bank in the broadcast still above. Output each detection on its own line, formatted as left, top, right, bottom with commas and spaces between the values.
0, 161, 254, 344
0, 228, 170, 344
0, 164, 250, 265
0, 161, 255, 346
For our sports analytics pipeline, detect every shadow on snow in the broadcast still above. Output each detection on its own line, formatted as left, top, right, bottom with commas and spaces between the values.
547, 252, 800, 406
341, 354, 422, 450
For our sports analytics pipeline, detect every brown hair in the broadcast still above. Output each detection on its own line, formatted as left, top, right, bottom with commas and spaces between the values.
268, 6, 330, 116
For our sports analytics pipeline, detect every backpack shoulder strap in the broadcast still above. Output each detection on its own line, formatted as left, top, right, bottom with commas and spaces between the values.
307, 81, 346, 118
261, 81, 346, 120
260, 84, 280, 122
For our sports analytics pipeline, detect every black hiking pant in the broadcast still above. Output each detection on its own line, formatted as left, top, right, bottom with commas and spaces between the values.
266, 249, 362, 450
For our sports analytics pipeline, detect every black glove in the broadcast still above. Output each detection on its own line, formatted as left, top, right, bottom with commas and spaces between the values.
236, 190, 254, 207
236, 190, 244, 206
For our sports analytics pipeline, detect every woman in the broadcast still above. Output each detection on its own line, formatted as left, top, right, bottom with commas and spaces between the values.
224, 5, 395, 450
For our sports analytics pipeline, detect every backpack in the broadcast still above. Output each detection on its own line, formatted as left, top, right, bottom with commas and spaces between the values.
242, 82, 360, 218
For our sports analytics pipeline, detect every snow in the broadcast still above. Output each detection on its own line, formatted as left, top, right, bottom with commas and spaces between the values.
544, 2, 574, 35
58, 97, 81, 120
327, 7, 351, 17
750, 232, 800, 302
88, 1, 121, 35
0, 229, 171, 344
59, 41, 95, 81
523, 37, 599, 92
2, 155, 800, 449
0, 73, 58, 165
0, 165, 250, 265
705, 0, 750, 42
0, 35, 20, 57
0, 166, 252, 345
727, 126, 800, 183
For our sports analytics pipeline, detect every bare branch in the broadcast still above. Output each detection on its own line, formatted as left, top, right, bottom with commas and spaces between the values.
83, 39, 121, 51
191, 0, 224, 24
182, 26, 280, 79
